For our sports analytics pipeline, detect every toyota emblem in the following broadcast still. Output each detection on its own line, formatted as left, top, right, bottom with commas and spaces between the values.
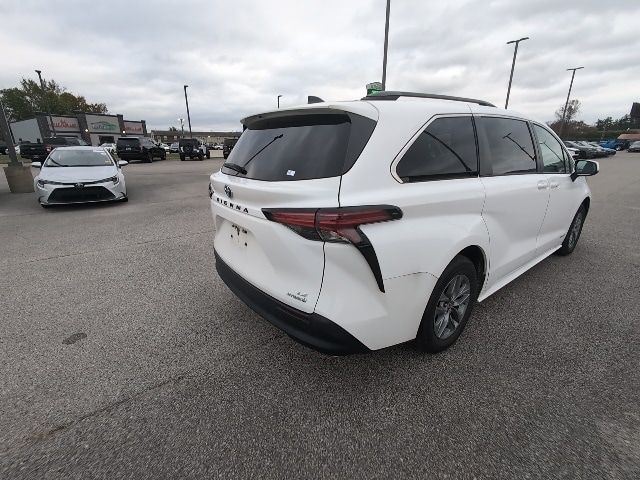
224, 185, 233, 198
75, 183, 84, 188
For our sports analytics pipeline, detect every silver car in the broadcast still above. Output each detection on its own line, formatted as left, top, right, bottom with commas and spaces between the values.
32, 147, 128, 207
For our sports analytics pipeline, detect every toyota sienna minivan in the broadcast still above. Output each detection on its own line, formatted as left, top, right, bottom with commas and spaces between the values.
209, 91, 599, 355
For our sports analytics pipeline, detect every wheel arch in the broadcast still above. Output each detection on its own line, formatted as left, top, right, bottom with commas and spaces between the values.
456, 245, 487, 292
581, 196, 591, 214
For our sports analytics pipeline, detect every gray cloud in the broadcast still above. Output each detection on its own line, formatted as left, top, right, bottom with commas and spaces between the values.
1, 0, 638, 130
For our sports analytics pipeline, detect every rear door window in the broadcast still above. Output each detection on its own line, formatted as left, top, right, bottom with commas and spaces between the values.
477, 117, 537, 175
396, 116, 478, 182
221, 113, 376, 181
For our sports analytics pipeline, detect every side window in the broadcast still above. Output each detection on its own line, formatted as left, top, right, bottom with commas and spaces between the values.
396, 116, 478, 182
533, 124, 567, 173
478, 117, 537, 175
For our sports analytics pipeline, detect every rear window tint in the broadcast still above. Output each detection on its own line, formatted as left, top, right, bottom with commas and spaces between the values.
221, 113, 376, 181
117, 138, 140, 145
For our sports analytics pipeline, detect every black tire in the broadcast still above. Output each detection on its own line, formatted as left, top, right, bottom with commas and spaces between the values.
199, 154, 204, 161
161, 152, 166, 160
146, 152, 153, 163
223, 153, 228, 159
121, 195, 128, 203
40, 203, 50, 209
556, 205, 587, 256
416, 255, 479, 353
179, 154, 185, 161
206, 151, 211, 159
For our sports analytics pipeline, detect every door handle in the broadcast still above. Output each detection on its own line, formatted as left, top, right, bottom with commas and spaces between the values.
537, 180, 549, 190
549, 180, 559, 189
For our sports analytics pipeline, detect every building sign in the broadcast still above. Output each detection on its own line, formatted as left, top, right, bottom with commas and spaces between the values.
124, 121, 144, 134
48, 116, 80, 132
85, 115, 120, 133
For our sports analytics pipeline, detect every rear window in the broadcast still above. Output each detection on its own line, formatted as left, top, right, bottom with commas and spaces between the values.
221, 113, 376, 181
117, 138, 140, 144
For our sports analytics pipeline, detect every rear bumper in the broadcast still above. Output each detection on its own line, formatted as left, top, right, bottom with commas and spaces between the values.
215, 250, 369, 356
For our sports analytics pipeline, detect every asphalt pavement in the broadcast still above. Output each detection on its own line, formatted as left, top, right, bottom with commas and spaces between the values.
0, 152, 638, 479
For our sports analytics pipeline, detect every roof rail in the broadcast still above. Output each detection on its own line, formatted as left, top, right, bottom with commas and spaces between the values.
362, 91, 496, 107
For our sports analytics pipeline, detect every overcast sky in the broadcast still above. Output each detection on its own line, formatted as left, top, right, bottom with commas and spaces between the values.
2, 0, 639, 131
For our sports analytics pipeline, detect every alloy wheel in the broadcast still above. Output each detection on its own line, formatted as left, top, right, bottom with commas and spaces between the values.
434, 274, 471, 339
568, 211, 584, 249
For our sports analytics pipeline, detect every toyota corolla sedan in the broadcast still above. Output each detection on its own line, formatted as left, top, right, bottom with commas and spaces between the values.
32, 146, 128, 207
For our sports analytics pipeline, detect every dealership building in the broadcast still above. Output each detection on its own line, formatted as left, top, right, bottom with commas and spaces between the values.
10, 112, 148, 146
151, 130, 241, 145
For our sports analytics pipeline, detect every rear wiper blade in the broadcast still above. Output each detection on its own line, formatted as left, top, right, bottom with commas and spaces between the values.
222, 162, 247, 175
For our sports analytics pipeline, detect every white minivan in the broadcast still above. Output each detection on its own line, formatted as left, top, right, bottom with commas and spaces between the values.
210, 92, 599, 355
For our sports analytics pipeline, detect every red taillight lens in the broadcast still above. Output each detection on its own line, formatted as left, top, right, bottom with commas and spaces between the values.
316, 207, 401, 244
263, 205, 402, 293
263, 206, 402, 244
262, 209, 321, 241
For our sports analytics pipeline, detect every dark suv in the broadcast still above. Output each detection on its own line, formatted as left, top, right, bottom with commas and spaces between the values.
179, 138, 209, 161
116, 137, 166, 163
223, 138, 238, 159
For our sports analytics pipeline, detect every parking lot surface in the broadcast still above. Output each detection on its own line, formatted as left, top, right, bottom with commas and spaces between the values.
1, 153, 639, 479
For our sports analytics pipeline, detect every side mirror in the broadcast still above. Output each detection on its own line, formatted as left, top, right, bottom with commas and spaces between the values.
31, 161, 42, 168
571, 160, 599, 181
118, 160, 128, 167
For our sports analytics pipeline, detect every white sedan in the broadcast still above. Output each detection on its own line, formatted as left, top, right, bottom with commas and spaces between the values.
32, 146, 128, 207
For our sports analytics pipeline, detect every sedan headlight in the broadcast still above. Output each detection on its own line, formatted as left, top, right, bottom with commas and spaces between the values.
97, 176, 119, 184
36, 179, 64, 187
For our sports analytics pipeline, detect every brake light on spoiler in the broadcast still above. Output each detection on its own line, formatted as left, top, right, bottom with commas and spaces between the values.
263, 206, 402, 292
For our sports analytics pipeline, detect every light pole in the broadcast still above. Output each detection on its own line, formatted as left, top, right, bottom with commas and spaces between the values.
381, 0, 391, 91
35, 69, 56, 137
277, 95, 283, 109
504, 37, 529, 109
559, 67, 584, 139
183, 85, 192, 138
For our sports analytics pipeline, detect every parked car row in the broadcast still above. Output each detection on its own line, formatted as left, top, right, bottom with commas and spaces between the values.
564, 140, 616, 159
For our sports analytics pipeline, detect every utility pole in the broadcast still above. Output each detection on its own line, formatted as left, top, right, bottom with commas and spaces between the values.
381, 0, 391, 91
277, 95, 282, 109
35, 69, 56, 137
559, 67, 584, 139
504, 37, 529, 109
183, 85, 192, 138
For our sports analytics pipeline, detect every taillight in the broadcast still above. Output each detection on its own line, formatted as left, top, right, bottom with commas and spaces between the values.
262, 209, 320, 241
263, 205, 402, 292
46, 146, 52, 152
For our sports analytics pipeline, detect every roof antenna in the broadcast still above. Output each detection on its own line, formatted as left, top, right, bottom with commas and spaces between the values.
308, 96, 324, 104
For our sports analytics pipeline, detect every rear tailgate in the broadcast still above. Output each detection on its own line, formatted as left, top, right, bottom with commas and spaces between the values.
211, 106, 377, 313
212, 175, 339, 313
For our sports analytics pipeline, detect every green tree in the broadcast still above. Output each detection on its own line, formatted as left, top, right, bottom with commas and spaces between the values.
0, 77, 108, 122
